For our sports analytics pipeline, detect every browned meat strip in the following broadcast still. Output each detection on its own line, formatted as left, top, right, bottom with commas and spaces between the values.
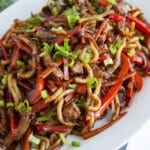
91, 64, 104, 78
71, 60, 83, 75
0, 108, 7, 136
63, 102, 81, 120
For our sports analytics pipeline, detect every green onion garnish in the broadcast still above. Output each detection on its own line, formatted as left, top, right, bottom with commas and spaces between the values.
71, 141, 80, 147
1, 75, 8, 85
127, 49, 135, 57
17, 26, 35, 33
64, 6, 79, 29
138, 35, 145, 41
77, 101, 88, 108
26, 17, 43, 26
6, 102, 15, 108
0, 100, 5, 107
107, 0, 117, 5
17, 60, 25, 67
104, 58, 113, 66
84, 53, 91, 64
17, 100, 32, 114
36, 111, 56, 122
59, 133, 67, 144
41, 90, 49, 99
68, 84, 77, 89
29, 134, 41, 145
109, 39, 123, 55
87, 77, 98, 89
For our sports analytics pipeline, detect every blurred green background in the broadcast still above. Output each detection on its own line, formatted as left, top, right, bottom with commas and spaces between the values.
0, 0, 14, 12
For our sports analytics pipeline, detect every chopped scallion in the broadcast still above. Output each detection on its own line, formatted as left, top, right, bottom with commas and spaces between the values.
68, 84, 77, 89
6, 102, 15, 108
104, 58, 113, 66
26, 17, 43, 26
87, 78, 98, 89
41, 90, 49, 99
77, 101, 88, 108
71, 141, 80, 147
107, 0, 117, 5
1, 75, 8, 85
59, 133, 67, 144
29, 134, 41, 145
17, 60, 25, 67
127, 49, 135, 57
0, 100, 5, 107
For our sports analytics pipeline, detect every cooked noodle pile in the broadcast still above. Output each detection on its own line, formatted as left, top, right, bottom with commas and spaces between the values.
0, 0, 150, 149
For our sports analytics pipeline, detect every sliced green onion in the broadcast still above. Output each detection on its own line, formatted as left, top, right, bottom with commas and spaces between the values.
0, 100, 5, 107
68, 84, 77, 89
18, 100, 32, 114
17, 26, 35, 33
29, 134, 41, 145
64, 6, 80, 29
36, 30, 43, 35
71, 141, 80, 147
87, 78, 98, 89
109, 39, 122, 55
77, 101, 88, 108
127, 49, 135, 57
64, 38, 70, 51
107, 0, 117, 5
26, 17, 43, 26
104, 58, 113, 66
138, 35, 145, 41
84, 53, 91, 64
36, 112, 56, 122
51, 27, 66, 34
59, 133, 67, 144
31, 38, 39, 43
41, 90, 49, 99
17, 60, 25, 67
1, 75, 8, 85
39, 43, 53, 57
6, 102, 15, 108
52, 6, 58, 15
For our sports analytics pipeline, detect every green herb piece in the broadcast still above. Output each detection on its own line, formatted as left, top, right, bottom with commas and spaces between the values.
29, 134, 41, 145
0, 100, 5, 107
84, 53, 91, 64
1, 75, 8, 85
109, 39, 123, 55
17, 26, 35, 33
36, 112, 56, 122
71, 141, 80, 147
17, 100, 32, 114
104, 58, 113, 66
138, 35, 145, 41
17, 60, 25, 67
36, 30, 43, 35
90, 0, 103, 14
108, 0, 117, 5
41, 90, 49, 99
59, 133, 67, 144
87, 78, 98, 89
68, 84, 77, 89
52, 6, 58, 15
64, 6, 79, 29
26, 17, 43, 26
127, 49, 135, 57
39, 43, 53, 57
31, 37, 39, 43
6, 102, 15, 108
77, 101, 88, 108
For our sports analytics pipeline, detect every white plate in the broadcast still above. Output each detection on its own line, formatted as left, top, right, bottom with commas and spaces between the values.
0, 0, 150, 150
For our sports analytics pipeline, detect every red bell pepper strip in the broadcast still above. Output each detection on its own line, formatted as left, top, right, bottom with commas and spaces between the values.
9, 108, 18, 138
98, 53, 110, 63
35, 124, 73, 134
10, 45, 20, 68
127, 16, 150, 35
98, 0, 109, 6
28, 60, 45, 104
40, 59, 63, 79
32, 100, 49, 113
13, 37, 32, 56
134, 73, 143, 91
23, 128, 32, 150
116, 53, 130, 79
130, 55, 143, 66
110, 13, 123, 22
75, 84, 87, 94
126, 74, 135, 107
94, 82, 122, 120
28, 77, 45, 104
83, 112, 127, 139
